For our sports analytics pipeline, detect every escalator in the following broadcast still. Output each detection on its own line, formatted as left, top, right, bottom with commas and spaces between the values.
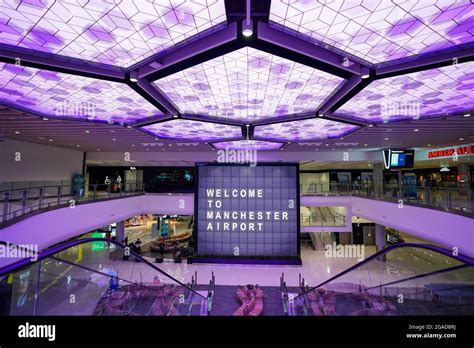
295, 243, 474, 316
0, 238, 211, 316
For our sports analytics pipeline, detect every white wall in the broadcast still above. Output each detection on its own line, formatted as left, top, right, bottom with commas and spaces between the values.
0, 139, 84, 183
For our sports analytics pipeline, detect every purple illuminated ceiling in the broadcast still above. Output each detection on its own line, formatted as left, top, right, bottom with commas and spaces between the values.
254, 118, 359, 142
212, 139, 283, 151
153, 47, 345, 123
0, 62, 165, 124
269, 1, 474, 65
0, 0, 226, 67
335, 61, 474, 123
141, 119, 242, 142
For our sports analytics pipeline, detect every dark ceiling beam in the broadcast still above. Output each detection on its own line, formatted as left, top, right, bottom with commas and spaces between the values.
0, 46, 124, 82
256, 22, 364, 78
137, 22, 240, 80
225, 0, 272, 23
376, 46, 474, 79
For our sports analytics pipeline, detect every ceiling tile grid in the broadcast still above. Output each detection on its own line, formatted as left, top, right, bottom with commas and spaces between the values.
0, 62, 165, 124
269, 0, 474, 65
153, 47, 345, 123
0, 0, 227, 67
141, 119, 242, 142
212, 139, 283, 151
335, 61, 474, 123
254, 118, 359, 142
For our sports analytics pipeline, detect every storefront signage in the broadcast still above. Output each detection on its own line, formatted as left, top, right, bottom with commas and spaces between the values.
428, 145, 472, 158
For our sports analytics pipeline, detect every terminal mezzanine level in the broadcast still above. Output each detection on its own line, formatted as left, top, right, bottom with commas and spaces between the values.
0, 190, 472, 266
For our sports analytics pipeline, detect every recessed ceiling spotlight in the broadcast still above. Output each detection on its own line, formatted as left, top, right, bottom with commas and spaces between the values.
155, 138, 159, 141
15, 131, 20, 134
129, 71, 138, 83
172, 114, 179, 118
464, 113, 471, 117
131, 144, 135, 147
360, 67, 370, 79
459, 138, 464, 141
48, 139, 53, 142
315, 148, 319, 151
318, 111, 324, 117
97, 148, 100, 151
368, 124, 374, 127
245, 124, 250, 127
76, 145, 80, 147
242, 19, 253, 37
127, 126, 132, 129
146, 148, 149, 151
110, 130, 115, 133
414, 129, 419, 132
112, 138, 117, 141
384, 138, 389, 140
85, 130, 90, 133
364, 144, 368, 146
169, 144, 172, 146
325, 144, 329, 146
42, 117, 48, 121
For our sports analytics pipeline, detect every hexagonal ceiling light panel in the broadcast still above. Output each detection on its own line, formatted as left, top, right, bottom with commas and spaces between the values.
212, 139, 283, 151
0, 0, 226, 68
0, 63, 165, 124
334, 61, 474, 123
140, 119, 242, 142
269, 0, 474, 66
153, 47, 345, 124
254, 118, 359, 142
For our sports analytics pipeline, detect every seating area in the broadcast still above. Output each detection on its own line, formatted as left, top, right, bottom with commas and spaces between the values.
305, 286, 398, 316
149, 231, 192, 253
93, 283, 184, 316
233, 284, 264, 316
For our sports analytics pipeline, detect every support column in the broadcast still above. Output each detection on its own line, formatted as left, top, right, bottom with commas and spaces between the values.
116, 221, 125, 245
397, 169, 403, 200
375, 224, 386, 262
373, 163, 384, 198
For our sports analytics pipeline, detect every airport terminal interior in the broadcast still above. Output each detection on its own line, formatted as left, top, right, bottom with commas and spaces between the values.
0, 0, 473, 317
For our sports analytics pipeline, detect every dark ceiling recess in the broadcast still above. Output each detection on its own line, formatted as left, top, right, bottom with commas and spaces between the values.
225, 0, 272, 23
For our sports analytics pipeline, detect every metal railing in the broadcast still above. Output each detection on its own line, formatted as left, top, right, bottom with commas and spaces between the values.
1, 181, 145, 223
300, 207, 346, 227
300, 181, 473, 215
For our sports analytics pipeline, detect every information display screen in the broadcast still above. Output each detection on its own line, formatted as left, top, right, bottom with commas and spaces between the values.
383, 149, 415, 169
195, 164, 299, 258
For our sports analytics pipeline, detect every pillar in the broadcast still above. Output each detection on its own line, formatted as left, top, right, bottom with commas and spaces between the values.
375, 224, 386, 262
373, 163, 384, 198
116, 221, 125, 245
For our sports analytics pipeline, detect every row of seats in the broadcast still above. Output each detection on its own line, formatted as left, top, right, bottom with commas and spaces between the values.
233, 285, 264, 316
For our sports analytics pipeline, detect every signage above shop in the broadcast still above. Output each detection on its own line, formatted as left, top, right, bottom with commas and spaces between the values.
428, 145, 473, 159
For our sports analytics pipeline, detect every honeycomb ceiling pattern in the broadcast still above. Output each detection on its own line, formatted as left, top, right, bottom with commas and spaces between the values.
269, 0, 474, 65
0, 62, 164, 124
213, 139, 283, 151
141, 119, 242, 142
335, 61, 474, 123
153, 47, 345, 123
0, 0, 227, 67
254, 118, 359, 142
0, 1, 472, 151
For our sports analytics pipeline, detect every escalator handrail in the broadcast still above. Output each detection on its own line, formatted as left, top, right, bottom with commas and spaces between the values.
0, 238, 207, 299
295, 242, 474, 299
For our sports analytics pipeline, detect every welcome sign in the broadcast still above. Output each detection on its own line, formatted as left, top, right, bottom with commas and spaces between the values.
194, 164, 299, 259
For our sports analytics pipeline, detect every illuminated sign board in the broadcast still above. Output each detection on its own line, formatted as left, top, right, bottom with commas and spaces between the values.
428, 145, 473, 159
195, 164, 299, 259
